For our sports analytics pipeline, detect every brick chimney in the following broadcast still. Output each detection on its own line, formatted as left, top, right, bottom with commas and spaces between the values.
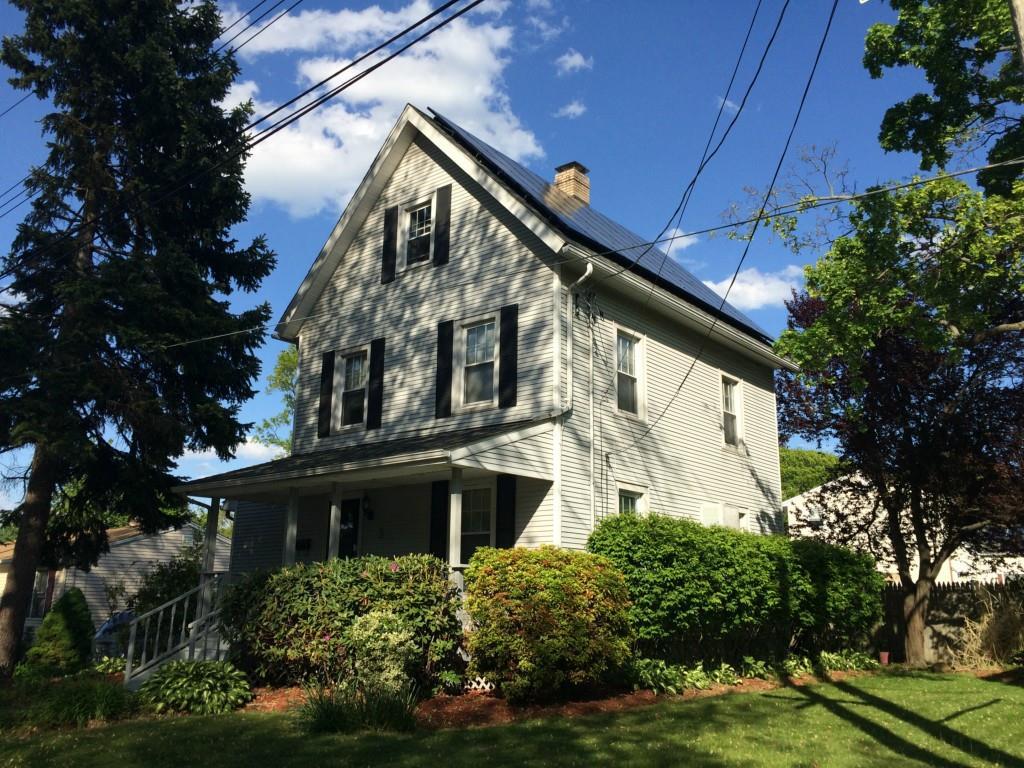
553, 161, 590, 205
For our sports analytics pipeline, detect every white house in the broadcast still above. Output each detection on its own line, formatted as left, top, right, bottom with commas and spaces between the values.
178, 106, 796, 578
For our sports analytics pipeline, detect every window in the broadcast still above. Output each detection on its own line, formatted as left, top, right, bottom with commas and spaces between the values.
27, 571, 48, 619
723, 505, 747, 530
463, 320, 496, 405
406, 201, 432, 264
461, 487, 493, 563
616, 331, 640, 415
341, 350, 368, 427
721, 376, 740, 446
617, 483, 648, 515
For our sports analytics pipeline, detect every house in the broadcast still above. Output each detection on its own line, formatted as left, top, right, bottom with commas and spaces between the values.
178, 105, 796, 579
0, 523, 230, 643
783, 480, 1024, 584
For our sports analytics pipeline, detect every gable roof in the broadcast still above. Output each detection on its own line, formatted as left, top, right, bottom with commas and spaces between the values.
427, 109, 771, 343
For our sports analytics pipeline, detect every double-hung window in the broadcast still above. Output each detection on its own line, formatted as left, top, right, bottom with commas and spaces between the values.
617, 483, 648, 515
406, 201, 432, 265
463, 320, 496, 406
340, 350, 368, 427
616, 330, 640, 415
721, 376, 740, 446
461, 487, 493, 563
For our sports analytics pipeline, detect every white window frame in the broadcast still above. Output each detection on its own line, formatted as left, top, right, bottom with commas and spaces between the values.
454, 314, 499, 412
398, 191, 438, 271
723, 504, 748, 530
332, 343, 370, 432
616, 482, 649, 516
613, 325, 646, 421
701, 501, 723, 527
460, 478, 496, 566
720, 372, 743, 449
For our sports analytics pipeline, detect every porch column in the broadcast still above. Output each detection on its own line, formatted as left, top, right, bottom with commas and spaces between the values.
328, 483, 343, 560
448, 468, 463, 573
283, 487, 299, 566
199, 497, 220, 618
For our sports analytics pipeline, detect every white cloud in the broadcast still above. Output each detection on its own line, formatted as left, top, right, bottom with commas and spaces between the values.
553, 100, 586, 119
175, 438, 283, 479
717, 95, 740, 115
231, 5, 542, 217
554, 48, 593, 76
526, 14, 569, 41
664, 227, 698, 256
526, 0, 552, 8
703, 265, 804, 310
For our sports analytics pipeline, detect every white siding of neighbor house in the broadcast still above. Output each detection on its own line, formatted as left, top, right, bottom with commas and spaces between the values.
559, 285, 784, 550
291, 135, 557, 455
42, 528, 230, 629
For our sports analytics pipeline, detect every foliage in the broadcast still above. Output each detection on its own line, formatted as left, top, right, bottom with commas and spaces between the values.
954, 586, 1024, 669
779, 447, 840, 500
128, 541, 203, 617
628, 657, 681, 695
220, 555, 461, 688
92, 656, 125, 675
0, 0, 274, 668
863, 0, 1023, 196
816, 650, 880, 673
776, 177, 1024, 664
24, 588, 93, 675
781, 655, 815, 678
344, 610, 419, 696
464, 546, 633, 703
139, 660, 252, 716
0, 671, 136, 729
298, 678, 417, 734
587, 513, 882, 663
253, 346, 298, 453
707, 662, 740, 686
678, 665, 713, 691
740, 656, 773, 680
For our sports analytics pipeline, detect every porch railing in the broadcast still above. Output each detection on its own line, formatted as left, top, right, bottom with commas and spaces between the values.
123, 571, 227, 686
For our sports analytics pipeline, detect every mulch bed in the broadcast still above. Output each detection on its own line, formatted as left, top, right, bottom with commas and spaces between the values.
243, 670, 876, 728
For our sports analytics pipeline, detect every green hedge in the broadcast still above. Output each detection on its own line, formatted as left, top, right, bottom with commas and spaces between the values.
464, 546, 633, 703
24, 587, 94, 675
219, 555, 461, 688
587, 514, 882, 663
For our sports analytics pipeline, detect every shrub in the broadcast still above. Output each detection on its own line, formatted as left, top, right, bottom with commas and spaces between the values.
129, 541, 202, 616
954, 585, 1024, 669
344, 610, 419, 695
139, 660, 252, 715
220, 555, 461, 688
298, 678, 417, 734
628, 657, 681, 695
24, 587, 94, 675
587, 513, 883, 663
817, 649, 880, 673
464, 546, 633, 703
0, 672, 136, 729
93, 655, 125, 675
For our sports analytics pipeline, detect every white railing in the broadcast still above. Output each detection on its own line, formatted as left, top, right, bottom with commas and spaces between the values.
124, 572, 226, 685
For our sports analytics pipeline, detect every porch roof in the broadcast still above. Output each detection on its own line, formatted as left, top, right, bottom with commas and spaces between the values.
175, 419, 552, 497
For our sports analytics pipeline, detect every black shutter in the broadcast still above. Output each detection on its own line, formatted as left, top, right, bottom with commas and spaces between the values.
381, 205, 398, 284
496, 475, 516, 548
317, 351, 335, 438
498, 304, 518, 408
429, 480, 449, 559
433, 184, 451, 267
435, 320, 453, 418
366, 337, 385, 430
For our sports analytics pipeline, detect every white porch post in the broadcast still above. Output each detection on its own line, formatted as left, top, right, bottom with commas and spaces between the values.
199, 497, 220, 618
328, 483, 343, 560
283, 488, 299, 566
448, 468, 463, 577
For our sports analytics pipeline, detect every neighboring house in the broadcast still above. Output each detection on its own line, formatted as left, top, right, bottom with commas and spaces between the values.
0, 523, 230, 641
179, 105, 796, 578
784, 481, 1024, 584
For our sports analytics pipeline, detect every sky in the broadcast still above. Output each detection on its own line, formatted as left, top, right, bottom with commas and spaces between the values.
0, 0, 932, 508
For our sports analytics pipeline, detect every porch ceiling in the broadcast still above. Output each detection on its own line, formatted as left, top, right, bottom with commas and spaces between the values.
174, 418, 552, 499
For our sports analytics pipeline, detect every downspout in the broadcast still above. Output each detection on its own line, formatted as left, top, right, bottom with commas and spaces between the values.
563, 255, 595, 530
565, 261, 593, 412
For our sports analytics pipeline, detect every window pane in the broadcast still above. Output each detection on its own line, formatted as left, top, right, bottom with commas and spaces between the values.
407, 234, 430, 263
342, 388, 365, 426
464, 362, 494, 403
466, 322, 495, 365
461, 533, 490, 564
409, 203, 431, 238
462, 489, 491, 533
722, 378, 735, 413
724, 412, 738, 445
344, 352, 367, 389
617, 334, 635, 375
724, 505, 744, 529
617, 372, 637, 413
619, 493, 638, 515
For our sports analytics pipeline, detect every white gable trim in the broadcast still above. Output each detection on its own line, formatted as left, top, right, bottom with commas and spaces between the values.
275, 105, 566, 341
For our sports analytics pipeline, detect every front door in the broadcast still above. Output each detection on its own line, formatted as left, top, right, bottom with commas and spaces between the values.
337, 498, 361, 558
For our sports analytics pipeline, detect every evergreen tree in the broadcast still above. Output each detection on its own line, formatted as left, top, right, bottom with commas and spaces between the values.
0, 0, 275, 673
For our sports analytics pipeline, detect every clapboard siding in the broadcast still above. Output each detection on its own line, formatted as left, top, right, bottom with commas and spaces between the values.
292, 136, 555, 454
559, 287, 784, 549
231, 500, 287, 574
515, 477, 554, 546
455, 426, 553, 480
361, 484, 432, 557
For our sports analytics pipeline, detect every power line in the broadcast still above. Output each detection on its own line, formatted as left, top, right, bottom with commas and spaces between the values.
0, 92, 31, 120
232, 0, 306, 53
608, 0, 842, 456
214, 0, 292, 53
219, 0, 271, 39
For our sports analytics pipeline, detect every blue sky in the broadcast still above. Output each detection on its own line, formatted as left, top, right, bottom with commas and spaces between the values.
0, 0, 931, 506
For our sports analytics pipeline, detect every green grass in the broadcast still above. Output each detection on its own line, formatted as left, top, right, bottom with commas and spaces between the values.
2, 672, 1023, 767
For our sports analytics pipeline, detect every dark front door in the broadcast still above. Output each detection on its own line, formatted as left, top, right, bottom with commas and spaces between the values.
338, 498, 361, 558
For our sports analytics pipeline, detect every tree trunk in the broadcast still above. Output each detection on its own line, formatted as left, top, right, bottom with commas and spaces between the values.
0, 447, 57, 675
902, 577, 932, 667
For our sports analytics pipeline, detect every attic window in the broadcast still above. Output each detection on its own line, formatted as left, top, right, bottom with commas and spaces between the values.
406, 202, 432, 264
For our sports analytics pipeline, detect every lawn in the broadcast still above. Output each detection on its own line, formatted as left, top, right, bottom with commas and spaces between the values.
2, 672, 1023, 767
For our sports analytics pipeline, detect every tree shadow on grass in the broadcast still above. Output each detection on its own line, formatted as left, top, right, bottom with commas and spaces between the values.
978, 667, 1024, 687
783, 679, 1024, 768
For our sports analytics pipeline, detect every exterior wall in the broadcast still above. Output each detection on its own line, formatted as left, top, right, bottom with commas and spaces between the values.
292, 134, 556, 455
231, 500, 287, 574
360, 484, 432, 557
559, 285, 784, 549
